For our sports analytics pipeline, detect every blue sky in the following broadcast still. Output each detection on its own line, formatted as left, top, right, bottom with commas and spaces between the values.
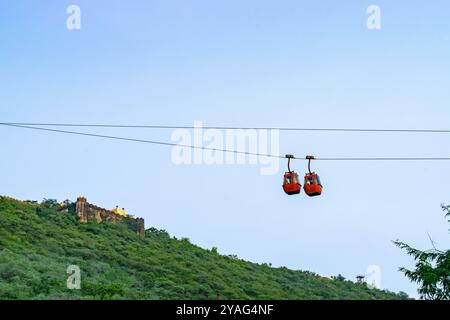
1, 1, 450, 298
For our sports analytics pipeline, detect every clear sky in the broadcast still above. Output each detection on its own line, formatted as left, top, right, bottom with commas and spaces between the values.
1, 0, 450, 298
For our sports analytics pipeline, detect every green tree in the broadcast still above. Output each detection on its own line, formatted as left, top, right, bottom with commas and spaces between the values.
394, 205, 450, 300
40, 198, 59, 208
332, 274, 346, 281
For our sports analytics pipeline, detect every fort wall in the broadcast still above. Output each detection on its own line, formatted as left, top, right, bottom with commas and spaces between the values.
75, 197, 145, 237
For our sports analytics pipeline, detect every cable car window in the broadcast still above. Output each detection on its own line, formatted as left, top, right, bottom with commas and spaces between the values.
316, 175, 321, 185
285, 176, 292, 184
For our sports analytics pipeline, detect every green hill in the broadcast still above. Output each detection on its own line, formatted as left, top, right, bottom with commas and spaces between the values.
0, 196, 406, 300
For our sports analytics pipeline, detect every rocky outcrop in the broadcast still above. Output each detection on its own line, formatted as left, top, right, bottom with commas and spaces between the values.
75, 197, 145, 237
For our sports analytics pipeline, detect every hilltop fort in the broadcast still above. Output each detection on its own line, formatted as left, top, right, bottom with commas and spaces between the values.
74, 197, 145, 237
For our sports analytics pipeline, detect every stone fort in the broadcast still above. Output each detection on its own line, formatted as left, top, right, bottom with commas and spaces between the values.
75, 197, 145, 237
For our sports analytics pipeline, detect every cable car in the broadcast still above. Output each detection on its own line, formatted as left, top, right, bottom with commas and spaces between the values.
283, 172, 301, 195
303, 156, 323, 197
282, 155, 301, 195
304, 173, 322, 196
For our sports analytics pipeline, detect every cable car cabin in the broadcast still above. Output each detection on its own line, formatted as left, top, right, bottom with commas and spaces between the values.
303, 173, 322, 197
283, 172, 301, 195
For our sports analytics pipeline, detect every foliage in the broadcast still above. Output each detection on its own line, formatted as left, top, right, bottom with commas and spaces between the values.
394, 205, 450, 300
40, 199, 59, 208
0, 196, 407, 300
332, 274, 346, 281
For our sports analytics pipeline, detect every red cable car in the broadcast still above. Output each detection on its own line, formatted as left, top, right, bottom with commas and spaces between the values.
303, 156, 323, 197
282, 155, 301, 195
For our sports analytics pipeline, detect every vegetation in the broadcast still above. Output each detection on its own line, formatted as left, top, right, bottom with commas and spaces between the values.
0, 196, 406, 300
394, 205, 450, 300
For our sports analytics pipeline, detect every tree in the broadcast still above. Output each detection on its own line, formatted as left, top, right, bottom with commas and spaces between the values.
61, 199, 73, 207
394, 205, 450, 300
332, 274, 346, 281
40, 198, 59, 208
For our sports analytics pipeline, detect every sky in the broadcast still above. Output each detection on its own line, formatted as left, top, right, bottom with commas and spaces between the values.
1, 0, 450, 298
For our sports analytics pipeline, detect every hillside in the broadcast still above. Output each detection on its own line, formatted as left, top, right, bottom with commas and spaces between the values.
0, 196, 406, 300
